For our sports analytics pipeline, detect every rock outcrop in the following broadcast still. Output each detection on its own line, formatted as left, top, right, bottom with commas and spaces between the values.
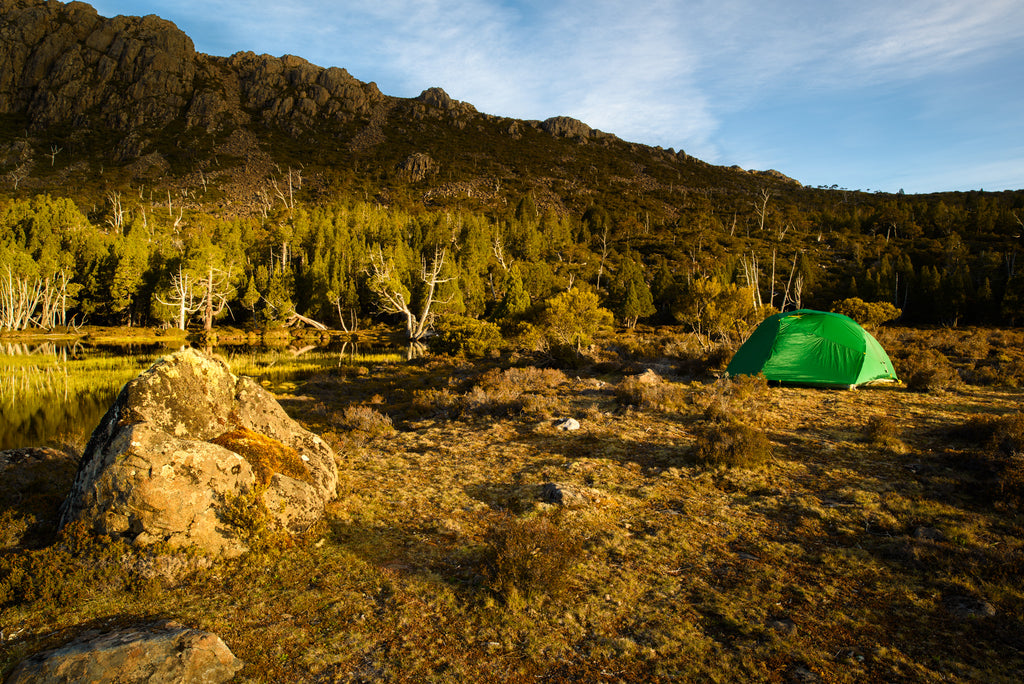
4, 620, 242, 684
0, 0, 386, 136
58, 348, 338, 557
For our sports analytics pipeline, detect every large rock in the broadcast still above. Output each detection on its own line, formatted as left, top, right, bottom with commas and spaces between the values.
0, 0, 388, 137
58, 348, 338, 557
4, 620, 242, 684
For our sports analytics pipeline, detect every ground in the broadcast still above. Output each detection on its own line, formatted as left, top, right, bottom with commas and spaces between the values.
1, 327, 1022, 683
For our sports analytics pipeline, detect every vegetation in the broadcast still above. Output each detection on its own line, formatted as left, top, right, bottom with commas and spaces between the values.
2, 27, 1023, 680
1, 326, 1023, 682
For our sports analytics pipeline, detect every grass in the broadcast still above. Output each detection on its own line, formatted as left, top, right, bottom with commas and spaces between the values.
1, 326, 1023, 682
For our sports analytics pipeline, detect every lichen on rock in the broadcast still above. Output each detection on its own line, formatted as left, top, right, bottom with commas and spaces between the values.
58, 348, 338, 557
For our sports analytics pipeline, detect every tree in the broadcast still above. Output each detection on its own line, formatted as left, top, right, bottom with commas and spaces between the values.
491, 263, 531, 324
104, 221, 150, 325
367, 244, 454, 340
673, 277, 755, 344
609, 252, 654, 328
240, 273, 260, 321
155, 264, 201, 330
540, 288, 613, 352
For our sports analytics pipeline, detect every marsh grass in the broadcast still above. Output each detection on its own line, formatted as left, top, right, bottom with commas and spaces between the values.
0, 350, 158, 450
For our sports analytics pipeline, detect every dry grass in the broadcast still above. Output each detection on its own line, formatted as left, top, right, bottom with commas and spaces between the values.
2, 328, 1024, 682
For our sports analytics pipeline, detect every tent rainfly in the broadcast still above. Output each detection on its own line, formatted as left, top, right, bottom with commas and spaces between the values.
726, 309, 898, 388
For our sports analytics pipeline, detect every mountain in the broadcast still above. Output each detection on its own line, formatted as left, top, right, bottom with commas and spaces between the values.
0, 0, 1022, 332
0, 0, 799, 216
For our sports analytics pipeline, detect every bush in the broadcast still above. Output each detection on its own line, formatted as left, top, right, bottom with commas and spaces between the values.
692, 420, 772, 469
482, 511, 582, 603
429, 315, 504, 357
899, 349, 961, 393
614, 373, 691, 411
465, 366, 568, 417
831, 297, 901, 328
338, 405, 395, 437
945, 413, 1024, 508
540, 288, 614, 352
701, 374, 772, 428
864, 415, 905, 452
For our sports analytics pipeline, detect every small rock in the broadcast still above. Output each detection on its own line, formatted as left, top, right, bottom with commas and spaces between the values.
554, 417, 580, 431
786, 664, 821, 683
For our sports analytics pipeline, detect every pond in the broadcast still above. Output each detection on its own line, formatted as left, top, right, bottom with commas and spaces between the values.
0, 340, 404, 451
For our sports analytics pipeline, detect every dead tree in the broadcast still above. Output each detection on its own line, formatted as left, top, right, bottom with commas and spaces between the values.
8, 164, 30, 191
367, 245, 453, 341
754, 188, 771, 233
199, 264, 234, 331
156, 266, 201, 330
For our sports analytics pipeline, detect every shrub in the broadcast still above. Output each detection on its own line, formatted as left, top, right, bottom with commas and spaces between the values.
465, 366, 568, 416
218, 489, 283, 554
429, 315, 504, 357
946, 413, 1024, 508
539, 288, 614, 352
830, 297, 901, 328
409, 387, 463, 420
338, 405, 395, 437
614, 373, 691, 411
692, 420, 772, 469
899, 349, 961, 393
864, 415, 905, 452
482, 511, 582, 603
701, 374, 772, 428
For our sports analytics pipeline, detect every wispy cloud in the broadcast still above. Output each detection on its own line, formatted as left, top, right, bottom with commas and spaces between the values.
82, 0, 1024, 190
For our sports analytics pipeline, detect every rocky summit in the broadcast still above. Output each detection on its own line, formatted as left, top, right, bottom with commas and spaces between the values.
58, 348, 338, 557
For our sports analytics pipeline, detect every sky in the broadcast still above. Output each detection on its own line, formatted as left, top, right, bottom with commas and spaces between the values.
87, 0, 1024, 194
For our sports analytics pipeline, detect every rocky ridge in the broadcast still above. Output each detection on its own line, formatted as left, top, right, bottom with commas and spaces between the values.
0, 0, 613, 152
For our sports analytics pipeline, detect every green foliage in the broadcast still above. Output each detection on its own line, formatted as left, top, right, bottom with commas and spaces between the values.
218, 489, 281, 553
673, 277, 755, 341
429, 314, 503, 356
539, 288, 614, 352
608, 251, 655, 328
831, 297, 901, 328
491, 264, 531, 324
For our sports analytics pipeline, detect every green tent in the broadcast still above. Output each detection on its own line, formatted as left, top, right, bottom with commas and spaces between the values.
726, 310, 898, 388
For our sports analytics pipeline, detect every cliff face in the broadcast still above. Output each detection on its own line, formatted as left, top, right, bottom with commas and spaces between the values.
0, 0, 389, 137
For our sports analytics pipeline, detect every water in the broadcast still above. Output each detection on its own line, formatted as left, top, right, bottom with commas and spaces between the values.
0, 340, 403, 451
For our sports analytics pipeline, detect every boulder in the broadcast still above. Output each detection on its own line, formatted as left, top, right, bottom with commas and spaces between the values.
553, 417, 580, 431
4, 620, 242, 684
58, 348, 338, 557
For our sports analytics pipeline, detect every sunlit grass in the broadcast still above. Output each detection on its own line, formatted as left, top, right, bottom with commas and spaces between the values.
224, 348, 403, 394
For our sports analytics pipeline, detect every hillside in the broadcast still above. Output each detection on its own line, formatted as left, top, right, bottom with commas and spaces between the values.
0, 0, 1022, 333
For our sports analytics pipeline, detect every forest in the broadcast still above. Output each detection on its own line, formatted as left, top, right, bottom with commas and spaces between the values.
1, 183, 1022, 344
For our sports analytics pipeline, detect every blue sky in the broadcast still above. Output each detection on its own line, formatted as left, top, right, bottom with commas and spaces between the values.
88, 0, 1023, 194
